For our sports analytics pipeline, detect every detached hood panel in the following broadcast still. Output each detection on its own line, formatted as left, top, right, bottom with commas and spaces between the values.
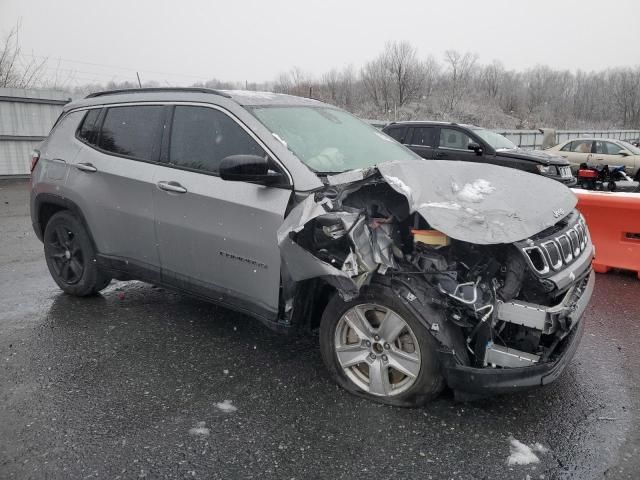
377, 160, 577, 245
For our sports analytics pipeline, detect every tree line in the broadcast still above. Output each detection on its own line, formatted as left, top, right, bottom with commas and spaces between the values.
2, 26, 639, 130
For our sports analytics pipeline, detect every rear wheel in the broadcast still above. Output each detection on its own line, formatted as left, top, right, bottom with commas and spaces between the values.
43, 211, 111, 296
319, 284, 444, 407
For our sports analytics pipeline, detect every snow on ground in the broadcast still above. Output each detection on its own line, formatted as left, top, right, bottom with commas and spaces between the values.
507, 438, 550, 466
188, 421, 210, 437
215, 400, 238, 413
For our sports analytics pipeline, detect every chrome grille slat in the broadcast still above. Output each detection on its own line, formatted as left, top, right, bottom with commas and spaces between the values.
567, 230, 580, 256
521, 214, 590, 276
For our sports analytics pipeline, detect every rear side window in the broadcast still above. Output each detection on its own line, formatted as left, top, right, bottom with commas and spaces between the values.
410, 127, 435, 146
560, 141, 574, 152
98, 106, 164, 161
568, 140, 592, 154
168, 106, 265, 174
77, 109, 101, 145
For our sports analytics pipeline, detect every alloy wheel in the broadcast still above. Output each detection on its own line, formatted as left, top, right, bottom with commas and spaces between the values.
47, 225, 84, 284
334, 303, 421, 397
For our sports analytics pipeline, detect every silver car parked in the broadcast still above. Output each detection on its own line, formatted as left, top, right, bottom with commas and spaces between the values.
30, 88, 594, 406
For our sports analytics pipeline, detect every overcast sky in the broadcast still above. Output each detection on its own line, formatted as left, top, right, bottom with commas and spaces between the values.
2, 0, 639, 87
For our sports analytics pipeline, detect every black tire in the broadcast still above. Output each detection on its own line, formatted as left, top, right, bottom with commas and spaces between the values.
319, 283, 444, 407
43, 211, 111, 296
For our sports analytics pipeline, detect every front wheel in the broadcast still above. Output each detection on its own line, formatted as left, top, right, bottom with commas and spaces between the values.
319, 284, 444, 407
43, 211, 112, 296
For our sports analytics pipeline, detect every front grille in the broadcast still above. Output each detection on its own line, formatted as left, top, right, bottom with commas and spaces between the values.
520, 214, 589, 276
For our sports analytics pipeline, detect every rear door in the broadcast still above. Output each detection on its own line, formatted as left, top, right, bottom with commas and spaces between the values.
152, 104, 291, 318
65, 105, 164, 278
405, 126, 436, 159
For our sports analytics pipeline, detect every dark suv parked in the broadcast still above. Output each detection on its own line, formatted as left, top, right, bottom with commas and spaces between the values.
383, 121, 576, 186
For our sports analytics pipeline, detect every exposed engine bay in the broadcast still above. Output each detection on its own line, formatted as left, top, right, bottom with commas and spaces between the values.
279, 161, 594, 372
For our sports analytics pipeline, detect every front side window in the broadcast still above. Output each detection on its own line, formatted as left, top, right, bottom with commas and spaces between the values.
439, 128, 474, 150
251, 106, 419, 173
599, 141, 623, 155
169, 106, 265, 174
98, 106, 164, 161
410, 127, 435, 146
78, 108, 101, 146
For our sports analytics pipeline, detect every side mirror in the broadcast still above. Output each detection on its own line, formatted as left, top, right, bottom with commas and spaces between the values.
219, 155, 285, 185
618, 150, 630, 157
468, 142, 483, 155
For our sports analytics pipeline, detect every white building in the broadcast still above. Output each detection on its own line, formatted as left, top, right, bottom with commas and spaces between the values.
0, 88, 70, 176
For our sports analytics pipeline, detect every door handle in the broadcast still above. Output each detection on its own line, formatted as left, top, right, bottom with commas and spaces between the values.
76, 162, 97, 173
157, 181, 187, 194
435, 152, 446, 158
51, 158, 66, 164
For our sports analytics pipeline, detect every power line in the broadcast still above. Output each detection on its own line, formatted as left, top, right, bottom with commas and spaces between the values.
19, 53, 216, 81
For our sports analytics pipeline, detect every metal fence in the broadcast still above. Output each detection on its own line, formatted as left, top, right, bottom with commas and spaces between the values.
495, 129, 640, 150
0, 88, 70, 176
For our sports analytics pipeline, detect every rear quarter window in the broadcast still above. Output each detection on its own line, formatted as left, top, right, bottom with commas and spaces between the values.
77, 109, 102, 146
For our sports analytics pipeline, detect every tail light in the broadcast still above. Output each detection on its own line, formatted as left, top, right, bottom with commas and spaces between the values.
30, 149, 40, 173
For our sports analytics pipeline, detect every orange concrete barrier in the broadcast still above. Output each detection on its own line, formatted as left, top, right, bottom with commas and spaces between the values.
572, 189, 640, 279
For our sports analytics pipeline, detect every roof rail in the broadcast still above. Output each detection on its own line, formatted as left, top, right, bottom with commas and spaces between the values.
85, 87, 232, 99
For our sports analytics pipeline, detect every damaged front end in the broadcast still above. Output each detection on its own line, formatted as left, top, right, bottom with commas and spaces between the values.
279, 160, 594, 397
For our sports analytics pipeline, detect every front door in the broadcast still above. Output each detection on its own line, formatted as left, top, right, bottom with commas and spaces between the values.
153, 105, 291, 318
434, 127, 480, 162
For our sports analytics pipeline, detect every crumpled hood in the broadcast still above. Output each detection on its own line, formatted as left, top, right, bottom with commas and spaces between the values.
497, 148, 569, 166
377, 160, 577, 244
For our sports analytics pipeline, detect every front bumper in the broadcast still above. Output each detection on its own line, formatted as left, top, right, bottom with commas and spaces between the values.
542, 172, 577, 187
441, 270, 594, 395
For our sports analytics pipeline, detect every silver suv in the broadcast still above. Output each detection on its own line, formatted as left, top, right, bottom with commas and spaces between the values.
30, 88, 595, 406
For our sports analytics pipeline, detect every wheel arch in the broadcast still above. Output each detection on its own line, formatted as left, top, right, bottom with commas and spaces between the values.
34, 194, 98, 251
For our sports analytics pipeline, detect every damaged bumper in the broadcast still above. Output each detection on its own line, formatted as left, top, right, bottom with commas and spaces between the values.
441, 270, 594, 395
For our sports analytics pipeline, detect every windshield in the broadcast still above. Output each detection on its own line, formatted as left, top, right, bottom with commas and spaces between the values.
620, 140, 640, 155
250, 106, 419, 173
472, 128, 517, 150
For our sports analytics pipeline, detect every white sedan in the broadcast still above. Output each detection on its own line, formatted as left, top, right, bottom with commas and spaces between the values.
546, 138, 640, 180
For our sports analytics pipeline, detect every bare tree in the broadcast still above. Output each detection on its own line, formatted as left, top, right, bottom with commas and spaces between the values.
386, 41, 423, 108
361, 55, 393, 113
442, 50, 477, 112
0, 22, 47, 88
422, 55, 440, 99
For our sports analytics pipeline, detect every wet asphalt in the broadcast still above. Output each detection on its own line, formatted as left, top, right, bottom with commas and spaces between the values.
1, 178, 639, 480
